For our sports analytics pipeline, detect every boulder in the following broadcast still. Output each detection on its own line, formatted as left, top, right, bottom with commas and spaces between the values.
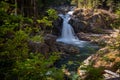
77, 32, 92, 41
44, 34, 57, 46
28, 34, 58, 55
28, 41, 49, 55
69, 18, 87, 33
69, 9, 117, 33
52, 16, 63, 36
28, 34, 80, 56
56, 42, 80, 54
77, 32, 110, 44
44, 34, 59, 52
77, 47, 120, 79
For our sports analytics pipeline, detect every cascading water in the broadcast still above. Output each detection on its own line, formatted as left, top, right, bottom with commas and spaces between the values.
55, 10, 99, 72
57, 11, 86, 47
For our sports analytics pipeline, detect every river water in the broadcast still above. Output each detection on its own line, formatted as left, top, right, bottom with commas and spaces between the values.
56, 11, 87, 47
56, 10, 99, 72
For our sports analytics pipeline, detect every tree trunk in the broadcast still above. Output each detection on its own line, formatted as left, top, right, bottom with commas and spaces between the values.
21, 0, 24, 16
76, 0, 78, 8
14, 0, 17, 15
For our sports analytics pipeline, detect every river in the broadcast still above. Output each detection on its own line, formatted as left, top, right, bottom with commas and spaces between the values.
55, 10, 99, 73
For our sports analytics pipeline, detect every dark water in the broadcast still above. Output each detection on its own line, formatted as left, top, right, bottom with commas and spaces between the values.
55, 42, 99, 72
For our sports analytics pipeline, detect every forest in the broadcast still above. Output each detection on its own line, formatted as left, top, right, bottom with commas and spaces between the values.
0, 0, 120, 80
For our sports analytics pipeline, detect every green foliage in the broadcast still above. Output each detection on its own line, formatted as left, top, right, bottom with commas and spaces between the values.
86, 67, 104, 80
11, 53, 64, 80
75, 0, 120, 12
102, 56, 111, 62
0, 1, 64, 80
0, 30, 29, 79
0, 1, 10, 12
46, 9, 58, 21
81, 65, 104, 80
116, 11, 120, 17
109, 34, 120, 50
37, 17, 52, 27
71, 0, 76, 5
111, 8, 120, 28
106, 0, 113, 6
76, 0, 101, 9
113, 62, 120, 70
110, 16, 120, 28
37, 9, 58, 28
68, 61, 74, 65
37, 9, 58, 33
71, 73, 79, 80
30, 35, 44, 42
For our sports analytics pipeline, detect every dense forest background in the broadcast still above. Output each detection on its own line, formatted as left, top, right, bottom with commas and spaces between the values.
0, 0, 120, 80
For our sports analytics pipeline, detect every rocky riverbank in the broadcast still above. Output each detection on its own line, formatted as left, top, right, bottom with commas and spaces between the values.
69, 8, 118, 33
35, 7, 120, 80
28, 34, 80, 58
53, 7, 118, 44
53, 7, 120, 80
68, 8, 118, 44
77, 29, 120, 80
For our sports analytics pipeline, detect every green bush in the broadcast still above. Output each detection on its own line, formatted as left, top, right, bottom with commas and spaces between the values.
10, 53, 64, 80
81, 65, 104, 80
46, 9, 58, 21
0, 1, 64, 80
30, 35, 44, 42
109, 34, 120, 50
37, 9, 58, 33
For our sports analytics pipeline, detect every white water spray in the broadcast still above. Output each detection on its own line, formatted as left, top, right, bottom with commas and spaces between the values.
57, 11, 86, 47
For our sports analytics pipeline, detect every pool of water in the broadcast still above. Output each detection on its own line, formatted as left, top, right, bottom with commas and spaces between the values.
55, 42, 99, 72
55, 10, 99, 73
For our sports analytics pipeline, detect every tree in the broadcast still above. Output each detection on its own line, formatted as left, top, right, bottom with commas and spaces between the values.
0, 1, 64, 79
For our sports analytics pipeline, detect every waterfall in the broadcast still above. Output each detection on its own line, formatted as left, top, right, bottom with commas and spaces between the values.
57, 11, 86, 47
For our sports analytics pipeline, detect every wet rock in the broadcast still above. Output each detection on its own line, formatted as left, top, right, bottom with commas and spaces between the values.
69, 9, 117, 33
69, 18, 87, 33
77, 32, 92, 41
52, 16, 63, 36
28, 34, 58, 56
77, 32, 109, 45
77, 47, 120, 79
44, 34, 57, 46
44, 34, 59, 52
28, 34, 80, 56
56, 42, 80, 54
28, 41, 49, 55
44, 34, 80, 54
73, 8, 84, 16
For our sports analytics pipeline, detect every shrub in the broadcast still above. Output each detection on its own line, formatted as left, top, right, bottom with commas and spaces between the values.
81, 65, 104, 80
0, 2, 64, 79
46, 9, 58, 21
